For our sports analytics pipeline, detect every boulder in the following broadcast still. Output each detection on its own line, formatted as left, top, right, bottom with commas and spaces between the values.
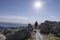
5, 32, 14, 40
0, 33, 6, 40
13, 29, 31, 40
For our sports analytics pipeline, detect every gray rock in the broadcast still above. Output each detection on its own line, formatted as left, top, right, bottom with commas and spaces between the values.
13, 29, 31, 40
0, 34, 6, 40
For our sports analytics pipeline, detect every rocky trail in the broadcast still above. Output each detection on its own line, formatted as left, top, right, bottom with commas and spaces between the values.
32, 29, 44, 40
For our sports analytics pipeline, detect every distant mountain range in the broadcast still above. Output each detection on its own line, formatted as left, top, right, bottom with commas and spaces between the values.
0, 22, 27, 27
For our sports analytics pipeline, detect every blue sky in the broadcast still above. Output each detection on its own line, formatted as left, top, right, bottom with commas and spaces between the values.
0, 0, 60, 24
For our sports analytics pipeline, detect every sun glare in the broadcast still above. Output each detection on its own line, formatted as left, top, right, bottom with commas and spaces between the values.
34, 1, 43, 9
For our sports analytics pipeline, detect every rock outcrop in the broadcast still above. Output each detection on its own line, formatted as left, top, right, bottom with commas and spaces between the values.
39, 20, 60, 36
0, 33, 6, 40
13, 29, 31, 40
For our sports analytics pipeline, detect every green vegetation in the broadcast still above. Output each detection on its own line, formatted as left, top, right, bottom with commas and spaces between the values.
7, 27, 23, 32
43, 33, 60, 40
27, 33, 60, 40
43, 33, 59, 40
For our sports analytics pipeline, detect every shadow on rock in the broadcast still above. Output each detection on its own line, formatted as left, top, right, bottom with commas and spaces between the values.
13, 29, 31, 40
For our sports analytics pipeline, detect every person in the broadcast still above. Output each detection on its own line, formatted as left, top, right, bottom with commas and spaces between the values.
34, 21, 38, 29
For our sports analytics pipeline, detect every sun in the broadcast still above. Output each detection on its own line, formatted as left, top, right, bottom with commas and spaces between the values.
34, 1, 43, 9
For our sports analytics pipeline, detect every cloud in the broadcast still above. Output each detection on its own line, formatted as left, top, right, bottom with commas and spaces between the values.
44, 16, 60, 21
0, 16, 37, 24
0, 16, 59, 24
50, 16, 55, 18
0, 16, 57, 24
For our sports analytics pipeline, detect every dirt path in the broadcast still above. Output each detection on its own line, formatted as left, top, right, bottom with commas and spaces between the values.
32, 29, 44, 40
